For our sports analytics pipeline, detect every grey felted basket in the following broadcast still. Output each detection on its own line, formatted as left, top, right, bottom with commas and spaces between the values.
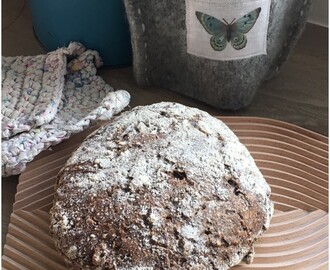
124, 0, 312, 110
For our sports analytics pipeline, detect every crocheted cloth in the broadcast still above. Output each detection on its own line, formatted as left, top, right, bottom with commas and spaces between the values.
2, 43, 131, 176
1, 43, 85, 139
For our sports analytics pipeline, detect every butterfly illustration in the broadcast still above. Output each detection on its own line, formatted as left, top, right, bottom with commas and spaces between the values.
195, 8, 261, 51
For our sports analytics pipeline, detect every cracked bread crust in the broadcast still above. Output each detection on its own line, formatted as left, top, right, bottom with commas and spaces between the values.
50, 102, 273, 269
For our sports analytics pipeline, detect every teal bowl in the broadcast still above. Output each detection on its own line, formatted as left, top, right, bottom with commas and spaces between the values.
28, 0, 132, 67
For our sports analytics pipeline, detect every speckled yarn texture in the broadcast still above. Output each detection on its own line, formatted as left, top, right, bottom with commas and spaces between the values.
123, 0, 311, 110
2, 47, 69, 139
2, 43, 131, 177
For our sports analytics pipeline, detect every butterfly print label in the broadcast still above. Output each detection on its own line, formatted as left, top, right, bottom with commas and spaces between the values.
186, 0, 271, 61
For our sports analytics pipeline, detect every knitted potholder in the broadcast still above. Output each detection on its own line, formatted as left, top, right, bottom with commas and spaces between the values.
1, 43, 85, 139
2, 44, 130, 176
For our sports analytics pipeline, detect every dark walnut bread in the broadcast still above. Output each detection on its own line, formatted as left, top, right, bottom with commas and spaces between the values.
50, 102, 273, 270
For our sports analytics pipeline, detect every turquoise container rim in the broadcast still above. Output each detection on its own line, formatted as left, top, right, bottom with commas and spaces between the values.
28, 0, 132, 67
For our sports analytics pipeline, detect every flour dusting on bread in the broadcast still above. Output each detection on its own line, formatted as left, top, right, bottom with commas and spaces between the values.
50, 102, 273, 269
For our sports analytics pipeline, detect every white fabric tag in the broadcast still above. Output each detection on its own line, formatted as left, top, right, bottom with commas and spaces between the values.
186, 0, 271, 61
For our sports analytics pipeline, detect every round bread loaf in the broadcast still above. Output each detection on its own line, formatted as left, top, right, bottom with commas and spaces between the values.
50, 102, 273, 269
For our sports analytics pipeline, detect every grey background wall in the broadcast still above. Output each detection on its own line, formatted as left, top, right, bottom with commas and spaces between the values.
308, 0, 328, 27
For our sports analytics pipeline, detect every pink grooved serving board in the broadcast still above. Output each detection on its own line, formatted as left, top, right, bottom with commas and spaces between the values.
2, 117, 329, 269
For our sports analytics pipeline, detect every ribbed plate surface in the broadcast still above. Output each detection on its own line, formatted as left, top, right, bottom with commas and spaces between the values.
2, 117, 328, 269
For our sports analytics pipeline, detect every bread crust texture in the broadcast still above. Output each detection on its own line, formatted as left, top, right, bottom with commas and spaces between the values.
50, 102, 273, 269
